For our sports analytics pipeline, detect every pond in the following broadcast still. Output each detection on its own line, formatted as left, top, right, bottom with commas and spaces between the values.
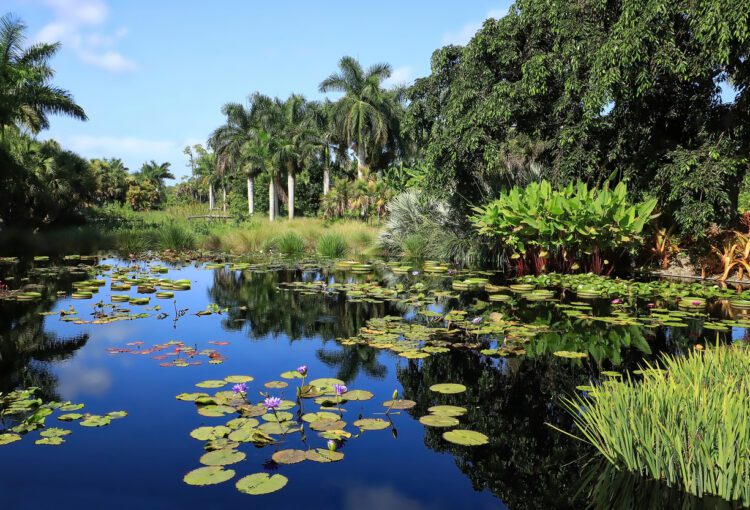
0, 256, 748, 509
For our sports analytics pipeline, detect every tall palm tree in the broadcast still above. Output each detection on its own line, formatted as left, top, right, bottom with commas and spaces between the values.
319, 56, 402, 179
271, 94, 316, 220
210, 93, 277, 217
138, 160, 175, 190
0, 14, 87, 133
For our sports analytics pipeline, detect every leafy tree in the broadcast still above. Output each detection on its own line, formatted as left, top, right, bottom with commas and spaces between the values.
91, 158, 129, 204
125, 178, 160, 211
137, 160, 175, 190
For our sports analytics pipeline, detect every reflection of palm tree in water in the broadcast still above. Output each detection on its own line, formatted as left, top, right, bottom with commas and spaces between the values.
208, 268, 388, 342
316, 343, 387, 382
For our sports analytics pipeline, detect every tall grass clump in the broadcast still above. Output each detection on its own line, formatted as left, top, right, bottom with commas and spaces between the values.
556, 346, 750, 505
317, 233, 348, 259
154, 222, 196, 251
274, 231, 307, 257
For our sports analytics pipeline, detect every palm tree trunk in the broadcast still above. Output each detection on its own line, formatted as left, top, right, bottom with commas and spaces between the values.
222, 185, 227, 213
247, 175, 254, 215
209, 183, 215, 211
323, 164, 331, 195
356, 145, 366, 180
288, 163, 295, 220
269, 179, 276, 221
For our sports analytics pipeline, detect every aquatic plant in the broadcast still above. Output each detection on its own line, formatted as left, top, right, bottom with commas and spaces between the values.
555, 345, 750, 505
274, 231, 307, 257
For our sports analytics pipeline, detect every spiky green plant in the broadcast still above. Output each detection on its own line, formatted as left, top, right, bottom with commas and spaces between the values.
554, 346, 750, 505
317, 233, 348, 259
274, 231, 306, 257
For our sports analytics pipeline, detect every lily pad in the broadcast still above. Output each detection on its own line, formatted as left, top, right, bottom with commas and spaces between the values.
79, 415, 111, 427
176, 392, 209, 402
183, 466, 236, 486
0, 433, 22, 445
302, 411, 340, 423
353, 418, 390, 431
442, 429, 489, 446
225, 375, 253, 384
190, 426, 231, 441
264, 381, 288, 389
196, 380, 228, 389
236, 473, 288, 495
427, 405, 467, 417
39, 428, 72, 438
261, 411, 293, 422
341, 389, 374, 401
309, 377, 345, 389
280, 370, 304, 379
553, 351, 588, 359
35, 437, 64, 446
309, 419, 347, 431
199, 448, 246, 466
419, 415, 460, 427
59, 403, 84, 412
57, 413, 83, 421
107, 411, 128, 419
429, 383, 467, 394
305, 448, 344, 462
271, 449, 307, 464
382, 399, 416, 410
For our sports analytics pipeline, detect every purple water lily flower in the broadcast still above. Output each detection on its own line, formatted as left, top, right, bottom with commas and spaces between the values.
611, 298, 622, 305
232, 383, 247, 394
692, 300, 702, 306
297, 365, 308, 376
411, 271, 419, 276
471, 316, 482, 325
333, 384, 347, 396
646, 303, 656, 309
263, 396, 282, 410
327, 439, 337, 452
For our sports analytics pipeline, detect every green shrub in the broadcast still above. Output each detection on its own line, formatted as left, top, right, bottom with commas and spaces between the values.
113, 229, 152, 255
274, 231, 306, 257
400, 233, 429, 261
471, 180, 657, 272
555, 346, 750, 505
317, 233, 348, 259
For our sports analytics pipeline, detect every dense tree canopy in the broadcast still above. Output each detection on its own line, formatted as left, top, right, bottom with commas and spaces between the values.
407, 0, 749, 240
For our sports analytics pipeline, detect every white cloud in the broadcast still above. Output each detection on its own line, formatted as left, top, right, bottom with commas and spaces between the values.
383, 66, 413, 88
442, 6, 509, 46
34, 0, 136, 73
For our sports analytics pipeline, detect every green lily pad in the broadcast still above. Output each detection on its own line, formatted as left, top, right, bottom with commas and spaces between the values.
309, 419, 347, 431
228, 427, 273, 444
0, 433, 22, 445
190, 426, 231, 441
280, 370, 304, 379
236, 473, 288, 495
35, 437, 64, 446
261, 411, 293, 422
40, 428, 72, 438
176, 392, 209, 401
226, 417, 258, 430
302, 411, 340, 423
59, 403, 84, 412
427, 405, 467, 417
305, 448, 344, 462
382, 399, 416, 410
183, 466, 235, 486
429, 383, 467, 394
341, 389, 374, 401
353, 418, 390, 430
57, 413, 83, 421
80, 415, 111, 427
197, 405, 236, 417
196, 380, 228, 389
199, 448, 246, 466
107, 411, 128, 419
420, 415, 460, 427
225, 375, 254, 384
309, 377, 345, 389
258, 421, 301, 435
271, 449, 307, 464
319, 429, 352, 440
263, 380, 288, 389
442, 429, 489, 446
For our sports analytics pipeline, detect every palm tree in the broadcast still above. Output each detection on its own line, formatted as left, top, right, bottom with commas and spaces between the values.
271, 94, 316, 220
319, 56, 402, 179
210, 93, 277, 217
0, 14, 87, 133
138, 160, 175, 190
193, 145, 220, 211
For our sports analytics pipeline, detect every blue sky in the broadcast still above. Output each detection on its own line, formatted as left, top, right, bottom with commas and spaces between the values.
5, 0, 510, 178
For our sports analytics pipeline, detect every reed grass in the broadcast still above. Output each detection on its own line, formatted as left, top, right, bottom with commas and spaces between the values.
555, 345, 750, 505
317, 233, 348, 259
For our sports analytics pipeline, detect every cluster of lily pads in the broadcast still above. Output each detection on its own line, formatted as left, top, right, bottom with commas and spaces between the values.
176, 367, 489, 495
0, 388, 126, 446
107, 339, 230, 366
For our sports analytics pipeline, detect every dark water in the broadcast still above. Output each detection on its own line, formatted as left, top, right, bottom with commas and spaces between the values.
0, 258, 747, 510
